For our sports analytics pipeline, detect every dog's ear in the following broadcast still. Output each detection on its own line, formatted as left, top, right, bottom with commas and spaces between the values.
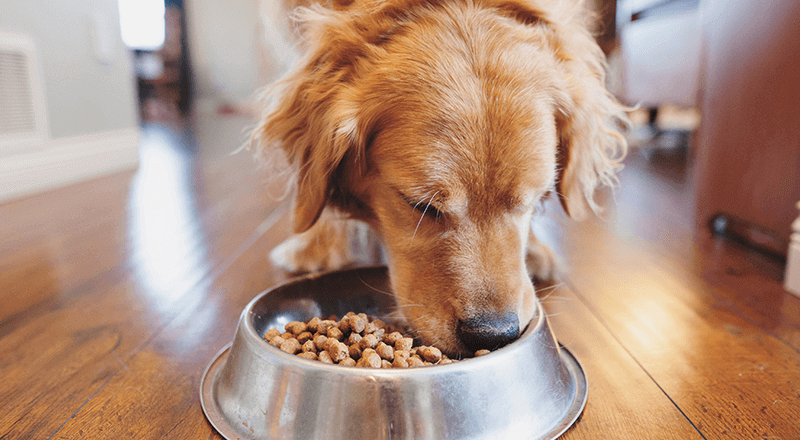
253, 7, 369, 233
549, 12, 628, 220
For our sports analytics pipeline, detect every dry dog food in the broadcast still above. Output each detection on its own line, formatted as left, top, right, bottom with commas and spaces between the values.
264, 312, 482, 368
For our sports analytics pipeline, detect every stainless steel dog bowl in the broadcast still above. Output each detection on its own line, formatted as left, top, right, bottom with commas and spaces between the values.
201, 267, 587, 440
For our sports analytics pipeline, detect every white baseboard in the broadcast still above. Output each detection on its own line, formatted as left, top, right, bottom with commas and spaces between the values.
0, 128, 140, 203
786, 202, 800, 298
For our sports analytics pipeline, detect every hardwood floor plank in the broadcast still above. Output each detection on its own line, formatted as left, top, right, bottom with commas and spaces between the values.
0, 171, 137, 260
47, 212, 294, 439
589, 153, 800, 352
541, 213, 800, 439
542, 285, 704, 439
0, 201, 288, 438
0, 119, 288, 439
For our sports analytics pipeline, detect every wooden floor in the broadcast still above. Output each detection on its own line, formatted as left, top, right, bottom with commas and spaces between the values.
1, 116, 798, 439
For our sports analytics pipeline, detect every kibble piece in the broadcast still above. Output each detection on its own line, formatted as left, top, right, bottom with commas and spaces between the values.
394, 350, 410, 361
281, 332, 294, 339
346, 332, 362, 346
317, 320, 337, 334
376, 342, 394, 361
395, 337, 413, 352
269, 336, 284, 348
439, 358, 453, 365
297, 331, 313, 344
340, 357, 356, 367
297, 352, 317, 360
348, 315, 367, 334
407, 356, 425, 367
381, 359, 393, 368
285, 321, 308, 335
349, 343, 362, 359
338, 316, 352, 333
384, 331, 403, 346
327, 341, 349, 362
313, 334, 329, 351
318, 350, 333, 363
327, 326, 344, 341
475, 349, 491, 357
420, 346, 442, 363
392, 356, 409, 368
307, 317, 322, 333
357, 351, 382, 368
264, 328, 281, 341
322, 337, 337, 352
302, 340, 316, 353
360, 333, 379, 349
280, 338, 301, 354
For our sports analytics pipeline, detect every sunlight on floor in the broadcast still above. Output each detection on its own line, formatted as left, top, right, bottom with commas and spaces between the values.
128, 125, 210, 311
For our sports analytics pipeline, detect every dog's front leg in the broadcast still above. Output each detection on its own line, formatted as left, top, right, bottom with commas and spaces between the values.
269, 212, 378, 274
525, 229, 561, 283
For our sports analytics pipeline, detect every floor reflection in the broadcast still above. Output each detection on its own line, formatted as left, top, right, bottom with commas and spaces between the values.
128, 124, 210, 311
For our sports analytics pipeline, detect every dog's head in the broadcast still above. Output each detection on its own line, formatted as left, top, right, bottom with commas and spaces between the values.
256, 0, 627, 355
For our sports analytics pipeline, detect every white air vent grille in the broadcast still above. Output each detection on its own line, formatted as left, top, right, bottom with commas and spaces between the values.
0, 48, 37, 136
0, 33, 47, 150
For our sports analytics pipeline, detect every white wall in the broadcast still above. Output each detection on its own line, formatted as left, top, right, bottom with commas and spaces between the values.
184, 0, 298, 112
0, 0, 140, 202
185, 0, 261, 111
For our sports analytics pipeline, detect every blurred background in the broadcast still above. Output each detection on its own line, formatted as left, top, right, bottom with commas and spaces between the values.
0, 0, 798, 289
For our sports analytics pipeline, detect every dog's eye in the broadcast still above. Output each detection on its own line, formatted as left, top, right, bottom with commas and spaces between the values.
412, 202, 442, 220
401, 193, 443, 220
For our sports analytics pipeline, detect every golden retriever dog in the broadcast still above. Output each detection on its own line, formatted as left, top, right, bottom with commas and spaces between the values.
254, 0, 627, 356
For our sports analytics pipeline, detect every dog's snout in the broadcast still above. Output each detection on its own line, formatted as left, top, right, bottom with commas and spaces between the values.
456, 312, 520, 352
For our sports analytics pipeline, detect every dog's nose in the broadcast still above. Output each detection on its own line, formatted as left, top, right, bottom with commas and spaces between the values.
456, 312, 520, 353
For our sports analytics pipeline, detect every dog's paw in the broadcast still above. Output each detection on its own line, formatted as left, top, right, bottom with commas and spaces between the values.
525, 239, 561, 283
269, 233, 354, 274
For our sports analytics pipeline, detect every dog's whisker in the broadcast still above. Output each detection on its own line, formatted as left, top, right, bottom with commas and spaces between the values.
348, 284, 427, 321
388, 291, 426, 308
410, 328, 434, 335
405, 318, 431, 326
394, 300, 427, 313
540, 296, 572, 304
355, 276, 397, 298
536, 284, 563, 299
410, 191, 439, 245
536, 282, 564, 293
536, 281, 564, 291
536, 283, 566, 301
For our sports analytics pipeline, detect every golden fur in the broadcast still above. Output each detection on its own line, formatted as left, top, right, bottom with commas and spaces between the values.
255, 0, 627, 355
